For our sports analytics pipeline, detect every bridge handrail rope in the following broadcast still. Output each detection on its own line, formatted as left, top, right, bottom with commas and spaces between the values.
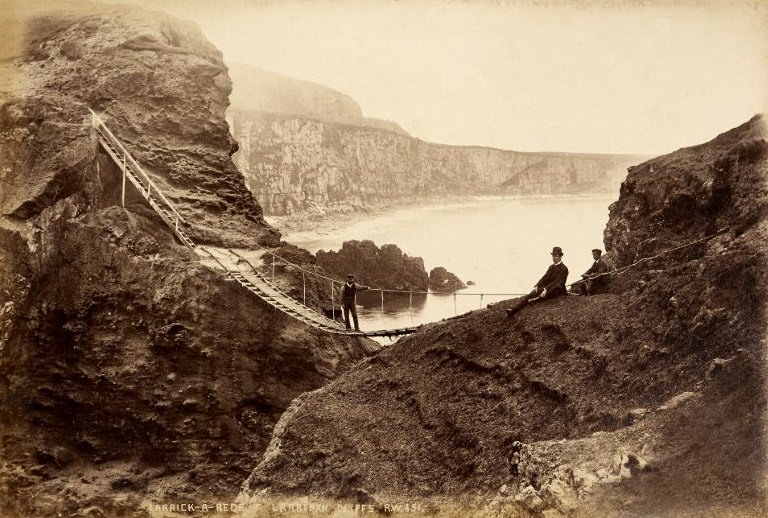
226, 248, 344, 328
201, 246, 348, 330
566, 228, 727, 288
240, 243, 530, 298
89, 109, 185, 224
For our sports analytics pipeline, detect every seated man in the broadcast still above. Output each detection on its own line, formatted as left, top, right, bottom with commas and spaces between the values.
507, 246, 569, 317
572, 248, 609, 295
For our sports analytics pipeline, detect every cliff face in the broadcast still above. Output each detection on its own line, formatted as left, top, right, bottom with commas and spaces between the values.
239, 117, 767, 515
229, 64, 363, 123
229, 111, 643, 216
228, 63, 409, 136
1, 2, 278, 248
0, 4, 376, 517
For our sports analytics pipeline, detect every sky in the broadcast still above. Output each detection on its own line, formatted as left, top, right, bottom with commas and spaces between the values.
110, 1, 766, 155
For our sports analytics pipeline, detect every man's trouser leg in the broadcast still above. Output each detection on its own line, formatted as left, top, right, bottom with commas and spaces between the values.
350, 304, 360, 331
541, 286, 566, 300
343, 304, 352, 329
507, 288, 541, 317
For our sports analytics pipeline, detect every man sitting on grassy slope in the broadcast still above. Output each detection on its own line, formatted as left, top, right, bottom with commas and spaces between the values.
507, 246, 569, 317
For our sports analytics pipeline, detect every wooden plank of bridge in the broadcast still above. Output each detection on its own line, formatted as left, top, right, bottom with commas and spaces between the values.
200, 246, 352, 333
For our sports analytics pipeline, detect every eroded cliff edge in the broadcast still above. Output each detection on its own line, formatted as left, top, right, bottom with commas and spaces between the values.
0, 4, 377, 516
228, 107, 645, 217
239, 117, 767, 516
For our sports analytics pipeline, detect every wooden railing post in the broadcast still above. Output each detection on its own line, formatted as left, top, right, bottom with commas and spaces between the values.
89, 107, 200, 251
121, 153, 126, 207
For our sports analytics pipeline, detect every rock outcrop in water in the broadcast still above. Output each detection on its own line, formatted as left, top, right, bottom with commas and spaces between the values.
0, 4, 377, 517
229, 107, 646, 217
239, 117, 767, 516
428, 266, 466, 292
317, 240, 456, 292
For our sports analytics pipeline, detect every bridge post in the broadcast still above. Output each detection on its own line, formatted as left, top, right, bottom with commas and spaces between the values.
272, 255, 275, 282
302, 272, 306, 305
121, 153, 126, 208
330, 281, 334, 318
480, 294, 484, 309
381, 290, 384, 315
454, 293, 457, 315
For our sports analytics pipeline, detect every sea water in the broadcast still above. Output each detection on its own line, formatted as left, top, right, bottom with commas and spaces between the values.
281, 196, 615, 338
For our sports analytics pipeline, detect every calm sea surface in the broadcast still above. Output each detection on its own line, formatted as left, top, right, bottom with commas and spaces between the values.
281, 196, 614, 340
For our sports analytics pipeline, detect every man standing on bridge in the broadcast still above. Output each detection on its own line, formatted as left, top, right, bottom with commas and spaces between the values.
342, 274, 370, 331
507, 246, 569, 317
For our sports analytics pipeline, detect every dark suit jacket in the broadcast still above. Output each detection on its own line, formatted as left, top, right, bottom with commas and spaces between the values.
584, 258, 608, 278
341, 282, 369, 304
536, 262, 569, 291
536, 263, 568, 290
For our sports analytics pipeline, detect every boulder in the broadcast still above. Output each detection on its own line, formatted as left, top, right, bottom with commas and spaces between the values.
428, 266, 466, 292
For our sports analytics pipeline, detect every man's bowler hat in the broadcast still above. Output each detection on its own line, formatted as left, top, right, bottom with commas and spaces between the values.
592, 248, 602, 254
551, 246, 563, 256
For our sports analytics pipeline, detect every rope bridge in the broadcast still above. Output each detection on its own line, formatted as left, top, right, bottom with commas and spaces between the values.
89, 109, 727, 338
89, 109, 431, 337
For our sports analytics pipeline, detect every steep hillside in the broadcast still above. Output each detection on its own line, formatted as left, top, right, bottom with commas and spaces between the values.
238, 117, 767, 516
229, 110, 644, 216
0, 3, 378, 516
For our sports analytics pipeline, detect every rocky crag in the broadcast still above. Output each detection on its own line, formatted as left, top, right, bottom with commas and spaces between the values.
228, 63, 409, 137
227, 82, 645, 216
239, 117, 767, 516
0, 4, 377, 517
316, 240, 465, 293
429, 266, 466, 293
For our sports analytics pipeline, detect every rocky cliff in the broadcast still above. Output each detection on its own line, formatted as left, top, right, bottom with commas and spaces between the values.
0, 4, 377, 517
238, 117, 767, 516
315, 240, 465, 293
228, 63, 409, 136
229, 110, 645, 216
316, 241, 429, 292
